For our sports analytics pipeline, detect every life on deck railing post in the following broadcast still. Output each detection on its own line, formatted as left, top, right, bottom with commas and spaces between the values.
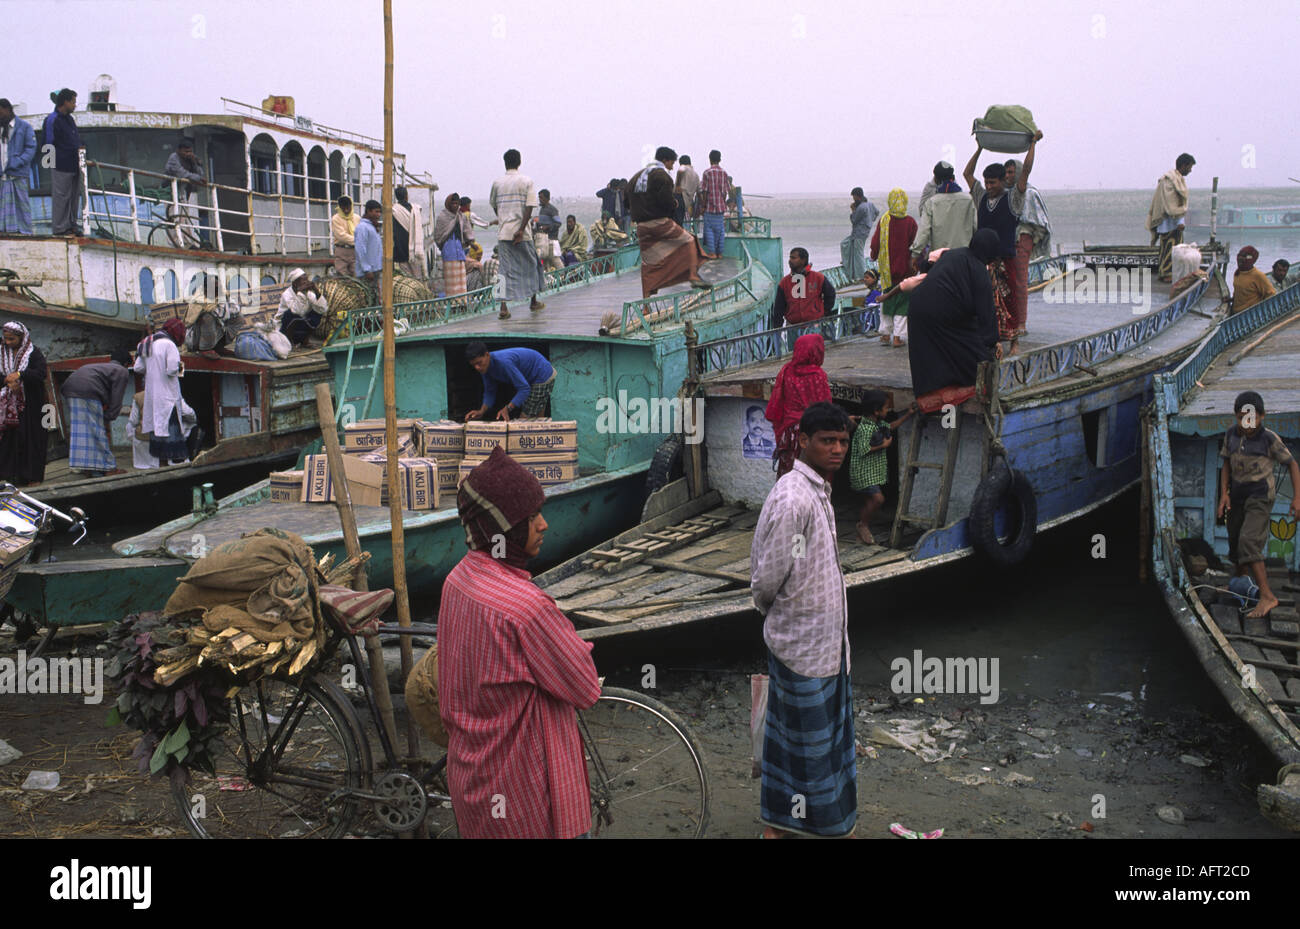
276, 193, 286, 255
212, 184, 224, 252
127, 169, 141, 243
78, 149, 90, 236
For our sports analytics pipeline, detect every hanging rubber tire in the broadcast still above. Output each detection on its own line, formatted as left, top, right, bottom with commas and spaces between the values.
646, 435, 685, 492
968, 462, 1037, 567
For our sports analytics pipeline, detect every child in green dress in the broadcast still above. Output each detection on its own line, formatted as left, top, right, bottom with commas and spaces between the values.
849, 389, 914, 544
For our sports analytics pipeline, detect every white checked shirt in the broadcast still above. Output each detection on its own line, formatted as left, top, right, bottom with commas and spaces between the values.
751, 458, 849, 677
489, 169, 539, 240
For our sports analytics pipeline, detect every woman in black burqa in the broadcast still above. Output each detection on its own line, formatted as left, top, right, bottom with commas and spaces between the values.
906, 229, 1004, 397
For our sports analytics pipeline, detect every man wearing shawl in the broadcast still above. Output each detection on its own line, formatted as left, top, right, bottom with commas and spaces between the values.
870, 189, 918, 347
62, 348, 132, 476
1231, 246, 1275, 315
752, 401, 855, 839
1, 99, 37, 235
489, 149, 546, 320
1147, 154, 1195, 283
559, 215, 588, 265
437, 446, 602, 838
840, 188, 879, 282
590, 211, 627, 250
0, 322, 48, 485
912, 163, 975, 266
392, 186, 426, 279
628, 147, 709, 298
133, 318, 194, 464
275, 269, 328, 345
434, 193, 469, 297
906, 230, 1004, 399
1003, 138, 1049, 338
765, 333, 832, 476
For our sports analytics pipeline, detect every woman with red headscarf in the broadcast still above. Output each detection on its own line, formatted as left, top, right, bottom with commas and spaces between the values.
765, 333, 832, 476
133, 318, 195, 464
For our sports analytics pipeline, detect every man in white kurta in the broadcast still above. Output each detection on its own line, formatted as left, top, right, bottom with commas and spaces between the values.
133, 324, 193, 463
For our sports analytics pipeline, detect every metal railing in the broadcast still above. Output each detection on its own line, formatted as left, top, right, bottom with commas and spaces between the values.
221, 97, 385, 151
80, 158, 336, 256
541, 248, 632, 291
998, 275, 1213, 394
618, 242, 772, 337
697, 303, 878, 375
681, 215, 772, 238
1166, 280, 1300, 405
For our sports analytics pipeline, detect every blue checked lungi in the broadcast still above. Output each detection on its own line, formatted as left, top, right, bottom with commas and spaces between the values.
67, 397, 116, 471
0, 175, 32, 234
760, 650, 857, 837
497, 238, 544, 301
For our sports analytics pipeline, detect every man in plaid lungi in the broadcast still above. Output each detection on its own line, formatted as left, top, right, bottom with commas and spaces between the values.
463, 342, 555, 422
62, 348, 133, 476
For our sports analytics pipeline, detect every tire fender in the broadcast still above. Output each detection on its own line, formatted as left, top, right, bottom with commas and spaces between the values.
967, 463, 1037, 566
646, 435, 685, 492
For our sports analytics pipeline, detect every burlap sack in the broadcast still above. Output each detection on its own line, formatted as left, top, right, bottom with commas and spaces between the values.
404, 645, 449, 748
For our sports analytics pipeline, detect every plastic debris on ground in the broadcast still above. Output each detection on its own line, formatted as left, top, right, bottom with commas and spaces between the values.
20, 770, 59, 791
867, 717, 967, 764
1157, 806, 1185, 825
890, 822, 944, 839
1180, 754, 1210, 767
0, 739, 21, 766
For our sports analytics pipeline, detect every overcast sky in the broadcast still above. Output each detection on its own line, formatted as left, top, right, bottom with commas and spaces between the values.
7, 0, 1298, 196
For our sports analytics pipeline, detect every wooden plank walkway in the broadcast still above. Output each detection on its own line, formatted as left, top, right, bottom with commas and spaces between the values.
1179, 312, 1300, 419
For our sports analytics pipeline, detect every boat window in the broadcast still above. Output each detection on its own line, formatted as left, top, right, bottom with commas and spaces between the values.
228, 274, 252, 306
139, 268, 154, 305
160, 269, 178, 301
250, 134, 278, 195
328, 151, 344, 202
261, 274, 277, 289
307, 146, 328, 202
280, 142, 305, 198
1081, 407, 1108, 467
188, 271, 220, 301
346, 154, 362, 203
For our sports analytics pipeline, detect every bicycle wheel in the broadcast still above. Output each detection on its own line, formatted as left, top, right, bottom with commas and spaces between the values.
580, 686, 710, 838
172, 675, 369, 838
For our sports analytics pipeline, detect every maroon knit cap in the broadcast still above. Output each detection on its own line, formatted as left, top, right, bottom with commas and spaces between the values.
161, 317, 187, 344
457, 446, 545, 568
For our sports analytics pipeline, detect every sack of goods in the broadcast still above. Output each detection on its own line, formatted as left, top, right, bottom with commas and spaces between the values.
971, 105, 1040, 153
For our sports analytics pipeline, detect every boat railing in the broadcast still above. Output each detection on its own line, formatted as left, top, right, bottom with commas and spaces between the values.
220, 97, 385, 151
328, 248, 637, 344
695, 303, 878, 376
681, 215, 772, 238
1165, 281, 1300, 406
618, 242, 771, 337
997, 274, 1214, 395
80, 157, 334, 256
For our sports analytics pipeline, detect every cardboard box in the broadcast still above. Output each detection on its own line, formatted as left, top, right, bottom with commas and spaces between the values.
515, 453, 579, 486
268, 470, 304, 503
432, 456, 462, 498
464, 421, 508, 455
507, 419, 578, 457
416, 420, 466, 458
344, 434, 416, 458
458, 456, 487, 487
303, 453, 438, 510
342, 418, 417, 455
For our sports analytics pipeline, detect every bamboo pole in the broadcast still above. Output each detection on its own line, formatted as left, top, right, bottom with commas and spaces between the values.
315, 383, 398, 749
380, 0, 420, 762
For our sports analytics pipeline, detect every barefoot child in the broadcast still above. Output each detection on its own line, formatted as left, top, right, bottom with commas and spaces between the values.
862, 269, 883, 333
849, 390, 914, 544
1216, 390, 1300, 619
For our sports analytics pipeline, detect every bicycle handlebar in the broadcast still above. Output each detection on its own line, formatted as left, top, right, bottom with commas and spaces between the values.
0, 483, 89, 546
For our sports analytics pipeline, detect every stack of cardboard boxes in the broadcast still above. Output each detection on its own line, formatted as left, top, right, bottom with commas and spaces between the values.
296, 419, 441, 510
415, 420, 469, 501
460, 420, 579, 487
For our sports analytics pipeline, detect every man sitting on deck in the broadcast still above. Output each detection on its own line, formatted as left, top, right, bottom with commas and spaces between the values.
61, 348, 133, 477
627, 146, 708, 298
1230, 246, 1275, 315
438, 446, 602, 838
275, 268, 328, 346
1216, 390, 1300, 620
771, 247, 836, 331
560, 214, 588, 265
590, 211, 627, 250
1268, 260, 1292, 293
752, 401, 856, 839
463, 342, 556, 422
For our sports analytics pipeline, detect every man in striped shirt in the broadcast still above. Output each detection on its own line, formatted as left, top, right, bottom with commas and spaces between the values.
699, 149, 731, 259
438, 447, 602, 838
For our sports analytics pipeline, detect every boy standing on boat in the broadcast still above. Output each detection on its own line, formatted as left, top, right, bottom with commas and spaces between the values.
1216, 390, 1300, 620
438, 447, 602, 838
752, 401, 857, 839
1146, 153, 1195, 283
490, 149, 546, 320
331, 196, 360, 276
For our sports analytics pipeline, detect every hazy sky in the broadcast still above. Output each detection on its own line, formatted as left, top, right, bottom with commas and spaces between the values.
8, 0, 1298, 196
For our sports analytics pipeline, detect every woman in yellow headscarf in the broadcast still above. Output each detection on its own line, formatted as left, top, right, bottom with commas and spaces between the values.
870, 188, 918, 347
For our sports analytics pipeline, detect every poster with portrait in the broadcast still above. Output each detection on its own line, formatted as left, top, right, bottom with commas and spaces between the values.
741, 404, 776, 460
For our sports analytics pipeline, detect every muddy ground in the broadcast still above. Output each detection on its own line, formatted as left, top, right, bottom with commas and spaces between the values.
0, 627, 1292, 840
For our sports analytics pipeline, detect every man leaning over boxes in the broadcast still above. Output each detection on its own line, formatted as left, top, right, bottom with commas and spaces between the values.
462, 341, 555, 422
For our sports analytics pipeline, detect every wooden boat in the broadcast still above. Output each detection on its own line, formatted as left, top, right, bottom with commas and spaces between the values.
6, 224, 786, 630
1146, 282, 1300, 828
533, 252, 1231, 639
1188, 204, 1300, 231
0, 82, 437, 361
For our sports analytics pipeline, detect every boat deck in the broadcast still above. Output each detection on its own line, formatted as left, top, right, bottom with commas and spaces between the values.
703, 279, 1221, 403
419, 257, 742, 339
1179, 311, 1300, 422
537, 493, 917, 640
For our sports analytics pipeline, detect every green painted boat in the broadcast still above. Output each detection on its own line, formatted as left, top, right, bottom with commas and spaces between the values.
9, 225, 784, 628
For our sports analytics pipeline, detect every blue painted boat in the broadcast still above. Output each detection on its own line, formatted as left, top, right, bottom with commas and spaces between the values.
532, 253, 1233, 639
1147, 282, 1300, 775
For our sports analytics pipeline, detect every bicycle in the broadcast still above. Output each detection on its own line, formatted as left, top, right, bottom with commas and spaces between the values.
170, 596, 711, 839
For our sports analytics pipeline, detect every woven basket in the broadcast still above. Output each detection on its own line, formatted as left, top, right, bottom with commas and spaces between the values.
393, 273, 432, 304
